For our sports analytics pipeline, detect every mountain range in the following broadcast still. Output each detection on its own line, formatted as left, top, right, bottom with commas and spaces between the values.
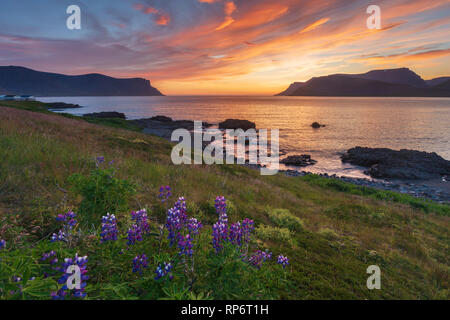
0, 66, 163, 96
277, 68, 450, 97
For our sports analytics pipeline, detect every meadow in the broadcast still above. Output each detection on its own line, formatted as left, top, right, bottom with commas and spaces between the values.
0, 101, 448, 299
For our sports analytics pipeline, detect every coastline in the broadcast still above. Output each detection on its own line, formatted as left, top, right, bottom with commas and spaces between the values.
25, 102, 450, 203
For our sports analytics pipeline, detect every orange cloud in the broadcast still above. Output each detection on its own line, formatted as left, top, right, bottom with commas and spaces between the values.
299, 17, 330, 33
215, 1, 237, 31
134, 3, 170, 26
224, 1, 236, 16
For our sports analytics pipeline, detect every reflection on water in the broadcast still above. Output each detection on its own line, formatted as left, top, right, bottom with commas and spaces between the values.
40, 96, 450, 178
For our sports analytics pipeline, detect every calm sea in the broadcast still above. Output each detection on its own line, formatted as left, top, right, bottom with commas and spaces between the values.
39, 96, 450, 178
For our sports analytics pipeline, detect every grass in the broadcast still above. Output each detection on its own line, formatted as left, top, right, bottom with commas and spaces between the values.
0, 102, 449, 300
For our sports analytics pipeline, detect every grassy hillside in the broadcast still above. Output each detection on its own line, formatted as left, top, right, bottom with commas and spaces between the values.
0, 102, 448, 300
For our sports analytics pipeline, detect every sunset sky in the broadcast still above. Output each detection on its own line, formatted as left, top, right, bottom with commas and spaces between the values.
0, 0, 449, 95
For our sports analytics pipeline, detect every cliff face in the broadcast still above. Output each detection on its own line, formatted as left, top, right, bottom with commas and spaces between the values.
0, 66, 163, 96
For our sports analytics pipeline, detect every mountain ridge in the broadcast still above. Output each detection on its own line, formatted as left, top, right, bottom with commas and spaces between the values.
0, 66, 163, 97
278, 68, 450, 97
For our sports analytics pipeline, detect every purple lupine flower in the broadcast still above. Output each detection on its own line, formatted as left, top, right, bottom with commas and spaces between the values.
41, 251, 58, 265
248, 249, 272, 269
215, 196, 227, 216
211, 196, 230, 252
241, 218, 255, 244
212, 221, 228, 252
131, 209, 151, 235
96, 156, 105, 166
228, 222, 242, 246
166, 197, 188, 246
100, 213, 118, 242
41, 251, 59, 278
51, 210, 77, 242
158, 185, 172, 203
132, 254, 148, 274
126, 224, 143, 245
52, 254, 88, 299
277, 255, 289, 268
154, 262, 173, 280
178, 234, 194, 256
0, 239, 6, 250
187, 218, 202, 236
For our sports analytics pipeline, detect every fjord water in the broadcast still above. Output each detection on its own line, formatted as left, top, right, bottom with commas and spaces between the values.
40, 96, 450, 178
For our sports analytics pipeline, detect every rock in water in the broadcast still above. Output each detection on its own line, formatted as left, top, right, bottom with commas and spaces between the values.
341, 147, 450, 180
83, 112, 126, 119
219, 119, 256, 130
281, 154, 317, 167
149, 115, 173, 122
311, 122, 325, 128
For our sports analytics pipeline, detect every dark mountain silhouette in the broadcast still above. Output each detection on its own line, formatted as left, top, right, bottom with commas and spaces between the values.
426, 77, 450, 87
0, 66, 163, 96
348, 68, 428, 88
277, 68, 450, 97
275, 82, 305, 96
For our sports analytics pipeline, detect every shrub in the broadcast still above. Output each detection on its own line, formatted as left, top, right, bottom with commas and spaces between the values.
68, 158, 135, 224
267, 208, 303, 232
255, 224, 292, 242
318, 227, 339, 240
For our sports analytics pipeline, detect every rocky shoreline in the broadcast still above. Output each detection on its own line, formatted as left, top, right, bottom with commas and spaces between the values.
72, 111, 450, 204
281, 169, 449, 203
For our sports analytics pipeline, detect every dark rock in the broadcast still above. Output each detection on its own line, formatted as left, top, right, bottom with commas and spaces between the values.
150, 115, 173, 122
46, 102, 82, 109
311, 122, 325, 128
219, 119, 256, 130
281, 154, 317, 167
341, 146, 450, 180
83, 111, 126, 119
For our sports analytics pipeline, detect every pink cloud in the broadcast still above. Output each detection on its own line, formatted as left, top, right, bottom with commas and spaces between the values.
134, 3, 170, 26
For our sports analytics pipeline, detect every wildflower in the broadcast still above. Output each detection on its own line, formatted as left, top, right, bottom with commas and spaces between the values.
132, 254, 148, 274
187, 218, 202, 236
228, 222, 242, 246
154, 262, 173, 280
212, 221, 228, 252
158, 185, 172, 202
51, 210, 77, 243
215, 196, 227, 216
96, 156, 105, 166
248, 249, 272, 269
178, 234, 193, 256
41, 251, 59, 278
41, 251, 58, 265
166, 197, 188, 246
241, 218, 255, 244
0, 239, 6, 250
277, 255, 289, 268
131, 209, 151, 235
126, 224, 143, 245
100, 213, 118, 242
52, 254, 88, 299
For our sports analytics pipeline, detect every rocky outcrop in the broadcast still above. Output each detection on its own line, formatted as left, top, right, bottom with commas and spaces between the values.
341, 147, 450, 180
131, 117, 212, 139
281, 154, 317, 167
83, 111, 126, 119
46, 102, 82, 110
219, 119, 256, 130
311, 122, 325, 128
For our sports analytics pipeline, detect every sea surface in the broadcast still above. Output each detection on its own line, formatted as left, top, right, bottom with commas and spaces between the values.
39, 96, 450, 178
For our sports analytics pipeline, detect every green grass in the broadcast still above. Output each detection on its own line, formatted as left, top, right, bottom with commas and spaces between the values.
0, 102, 449, 300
